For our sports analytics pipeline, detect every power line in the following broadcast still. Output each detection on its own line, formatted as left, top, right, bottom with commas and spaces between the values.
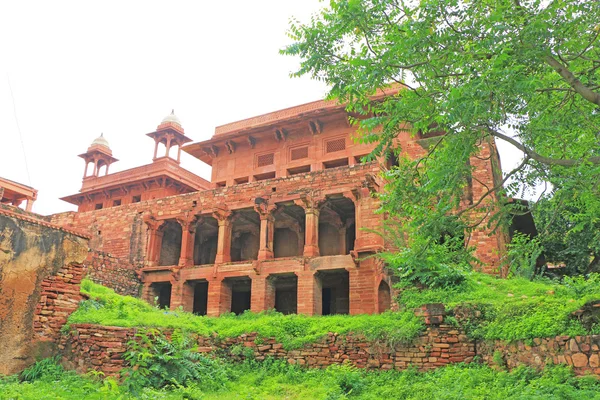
7, 74, 32, 185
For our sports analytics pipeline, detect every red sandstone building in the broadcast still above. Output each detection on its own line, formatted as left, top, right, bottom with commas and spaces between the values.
0, 177, 37, 212
51, 96, 506, 316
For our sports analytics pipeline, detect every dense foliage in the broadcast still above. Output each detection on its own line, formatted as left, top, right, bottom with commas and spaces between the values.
283, 0, 600, 276
122, 329, 231, 393
2, 357, 600, 399
70, 275, 600, 343
400, 271, 600, 341
68, 279, 424, 349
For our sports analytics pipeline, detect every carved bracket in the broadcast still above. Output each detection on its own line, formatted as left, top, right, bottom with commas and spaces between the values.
308, 120, 322, 135
274, 128, 288, 142
225, 140, 236, 154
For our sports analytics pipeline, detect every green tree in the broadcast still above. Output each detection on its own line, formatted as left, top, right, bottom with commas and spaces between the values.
283, 0, 600, 279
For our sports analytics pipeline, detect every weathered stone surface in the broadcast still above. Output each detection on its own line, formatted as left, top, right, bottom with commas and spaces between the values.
0, 208, 88, 375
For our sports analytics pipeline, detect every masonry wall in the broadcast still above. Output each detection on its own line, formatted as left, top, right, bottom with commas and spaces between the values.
85, 251, 141, 297
0, 208, 88, 375
478, 335, 600, 375
60, 322, 474, 376
60, 323, 600, 378
50, 163, 385, 261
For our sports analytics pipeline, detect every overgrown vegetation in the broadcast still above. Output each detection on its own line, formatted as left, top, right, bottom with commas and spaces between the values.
2, 357, 600, 399
399, 271, 600, 341
68, 279, 424, 349
70, 273, 600, 346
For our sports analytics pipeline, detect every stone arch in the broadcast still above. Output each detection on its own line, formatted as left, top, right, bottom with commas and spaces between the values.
193, 216, 218, 265
231, 209, 260, 262
158, 220, 182, 266
273, 204, 305, 258
318, 196, 356, 256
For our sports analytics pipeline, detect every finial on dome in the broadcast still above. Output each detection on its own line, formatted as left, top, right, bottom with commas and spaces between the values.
91, 133, 110, 149
161, 109, 182, 126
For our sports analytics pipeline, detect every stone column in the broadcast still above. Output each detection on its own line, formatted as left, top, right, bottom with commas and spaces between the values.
143, 217, 165, 267
295, 195, 324, 257
296, 271, 321, 315
250, 275, 275, 313
177, 215, 198, 267
169, 274, 184, 311
304, 208, 320, 257
213, 207, 232, 264
206, 278, 231, 316
255, 201, 276, 260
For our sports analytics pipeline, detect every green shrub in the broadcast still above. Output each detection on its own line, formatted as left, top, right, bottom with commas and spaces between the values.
122, 328, 230, 392
20, 356, 64, 382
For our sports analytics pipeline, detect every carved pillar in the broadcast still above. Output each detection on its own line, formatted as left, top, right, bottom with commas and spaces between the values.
213, 207, 232, 263
169, 269, 184, 310
177, 214, 198, 267
255, 200, 276, 260
143, 217, 166, 267
295, 195, 324, 257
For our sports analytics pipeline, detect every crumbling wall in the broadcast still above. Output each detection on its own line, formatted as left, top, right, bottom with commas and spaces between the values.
85, 251, 141, 297
0, 208, 88, 375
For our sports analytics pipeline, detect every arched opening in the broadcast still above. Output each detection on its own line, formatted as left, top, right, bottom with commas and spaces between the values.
318, 196, 356, 256
378, 280, 391, 313
158, 220, 182, 266
97, 161, 108, 176
231, 209, 260, 262
193, 216, 218, 265
273, 204, 305, 258
85, 161, 95, 177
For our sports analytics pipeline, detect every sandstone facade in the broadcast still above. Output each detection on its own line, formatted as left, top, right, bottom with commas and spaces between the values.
49, 96, 506, 316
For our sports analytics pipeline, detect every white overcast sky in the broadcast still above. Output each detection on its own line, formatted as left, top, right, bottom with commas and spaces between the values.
0, 1, 521, 216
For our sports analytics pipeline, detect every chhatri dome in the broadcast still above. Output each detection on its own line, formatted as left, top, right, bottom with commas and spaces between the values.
161, 109, 181, 126
91, 133, 110, 149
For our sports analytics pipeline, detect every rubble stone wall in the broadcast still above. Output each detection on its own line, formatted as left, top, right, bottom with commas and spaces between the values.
85, 251, 141, 297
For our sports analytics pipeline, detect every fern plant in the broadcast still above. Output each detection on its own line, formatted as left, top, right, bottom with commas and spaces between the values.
122, 328, 229, 392
20, 357, 64, 382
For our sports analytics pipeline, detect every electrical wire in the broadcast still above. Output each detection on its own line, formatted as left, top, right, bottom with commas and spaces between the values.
7, 74, 32, 186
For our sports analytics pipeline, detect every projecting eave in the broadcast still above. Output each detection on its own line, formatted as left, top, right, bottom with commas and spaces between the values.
182, 85, 403, 164
60, 158, 210, 205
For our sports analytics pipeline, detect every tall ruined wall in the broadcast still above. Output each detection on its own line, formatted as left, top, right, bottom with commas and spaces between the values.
0, 208, 88, 375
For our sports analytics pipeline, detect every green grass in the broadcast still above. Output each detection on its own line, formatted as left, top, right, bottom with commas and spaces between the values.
67, 279, 424, 349
399, 271, 600, 341
2, 358, 599, 399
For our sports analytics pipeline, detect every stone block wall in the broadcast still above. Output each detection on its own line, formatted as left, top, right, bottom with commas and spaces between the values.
85, 251, 141, 297
60, 323, 474, 377
478, 335, 600, 375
